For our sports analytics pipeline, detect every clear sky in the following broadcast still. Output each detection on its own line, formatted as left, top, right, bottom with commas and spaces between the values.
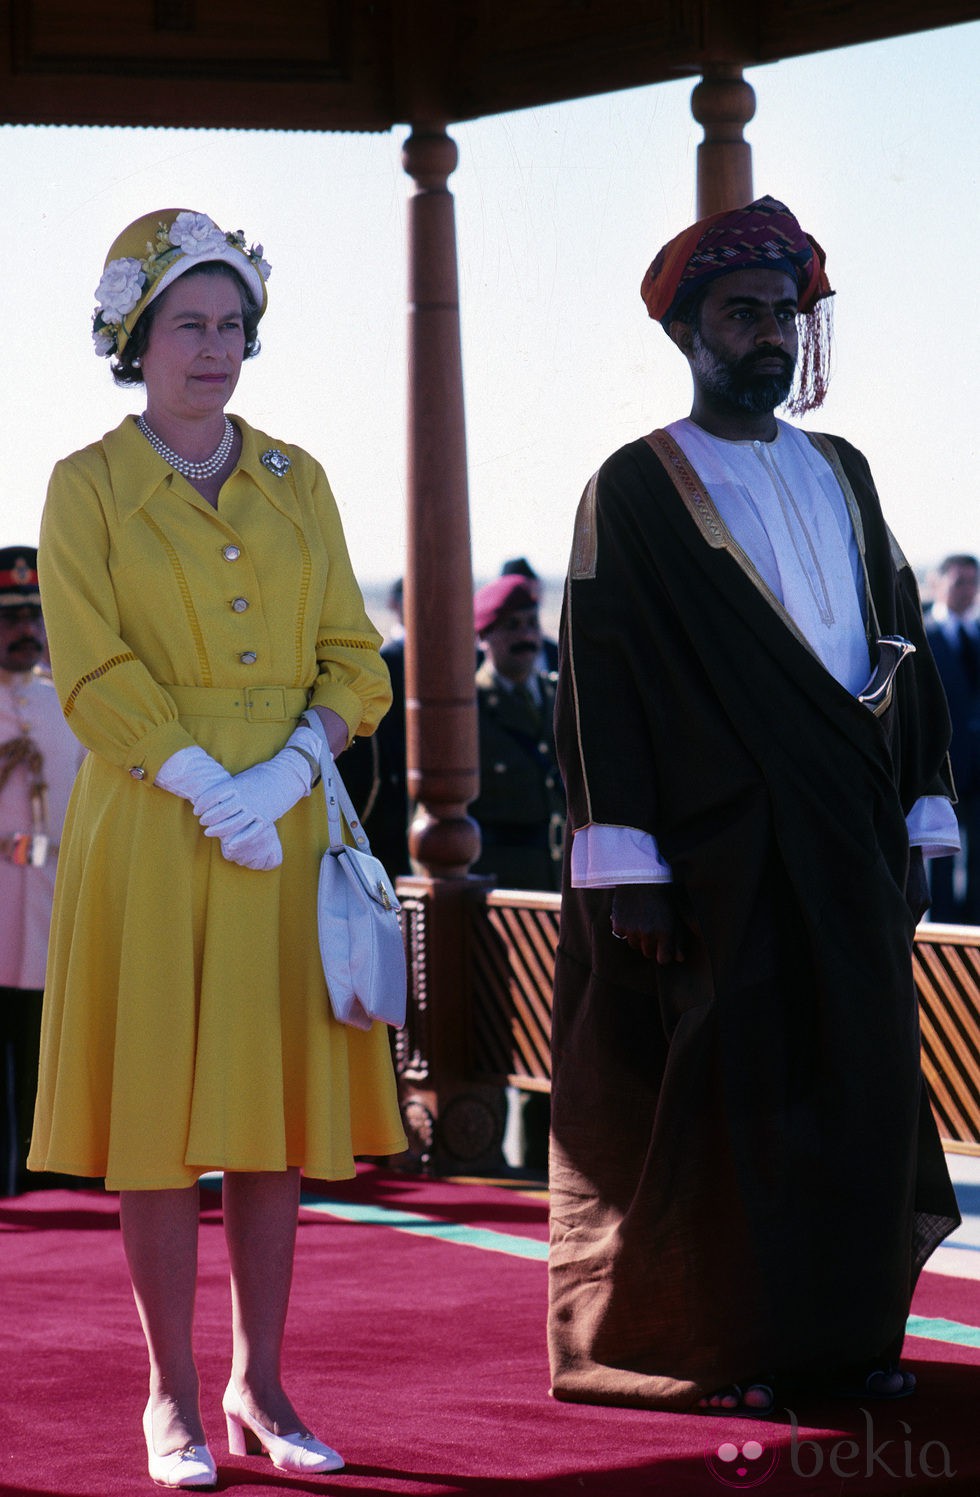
3, 20, 977, 591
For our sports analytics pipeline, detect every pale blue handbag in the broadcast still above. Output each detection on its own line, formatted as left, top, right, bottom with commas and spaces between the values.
304, 711, 406, 1031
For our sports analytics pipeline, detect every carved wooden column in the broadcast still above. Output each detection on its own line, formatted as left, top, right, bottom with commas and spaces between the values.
401, 126, 480, 880
691, 64, 755, 217
396, 127, 503, 1172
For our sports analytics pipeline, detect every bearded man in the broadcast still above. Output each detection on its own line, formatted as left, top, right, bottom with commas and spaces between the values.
547, 197, 961, 1414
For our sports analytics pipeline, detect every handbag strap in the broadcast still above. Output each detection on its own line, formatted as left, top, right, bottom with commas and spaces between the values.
302, 710, 372, 854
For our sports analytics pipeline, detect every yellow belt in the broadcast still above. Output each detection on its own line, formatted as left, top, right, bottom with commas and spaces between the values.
167, 685, 311, 723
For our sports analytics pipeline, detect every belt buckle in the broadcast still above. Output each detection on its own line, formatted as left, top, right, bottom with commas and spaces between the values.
244, 687, 287, 723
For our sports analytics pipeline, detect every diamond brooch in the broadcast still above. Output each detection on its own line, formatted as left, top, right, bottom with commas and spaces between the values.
261, 448, 291, 477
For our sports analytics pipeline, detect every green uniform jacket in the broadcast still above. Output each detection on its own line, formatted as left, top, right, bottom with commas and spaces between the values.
470, 659, 565, 892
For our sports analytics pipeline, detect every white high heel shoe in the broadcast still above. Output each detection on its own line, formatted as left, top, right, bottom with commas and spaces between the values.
222, 1382, 344, 1474
142, 1405, 217, 1490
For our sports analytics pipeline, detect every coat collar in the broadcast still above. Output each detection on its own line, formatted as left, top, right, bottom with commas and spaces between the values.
106, 414, 298, 522
475, 657, 555, 700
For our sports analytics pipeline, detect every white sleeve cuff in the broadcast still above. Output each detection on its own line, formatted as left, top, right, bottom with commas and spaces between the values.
570, 824, 673, 888
907, 795, 961, 858
568, 799, 958, 890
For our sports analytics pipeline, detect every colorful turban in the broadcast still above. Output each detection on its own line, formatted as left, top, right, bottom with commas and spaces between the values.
641, 195, 831, 327
92, 209, 271, 359
474, 576, 538, 634
641, 195, 834, 414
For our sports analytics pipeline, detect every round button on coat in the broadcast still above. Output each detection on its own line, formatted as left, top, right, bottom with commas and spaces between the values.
222, 545, 241, 561
231, 597, 249, 612
239, 651, 258, 665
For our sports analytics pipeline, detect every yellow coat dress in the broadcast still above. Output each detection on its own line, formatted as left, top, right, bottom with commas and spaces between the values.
28, 414, 407, 1190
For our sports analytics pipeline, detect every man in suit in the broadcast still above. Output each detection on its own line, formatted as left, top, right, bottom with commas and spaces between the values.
470, 574, 565, 892
925, 554, 980, 922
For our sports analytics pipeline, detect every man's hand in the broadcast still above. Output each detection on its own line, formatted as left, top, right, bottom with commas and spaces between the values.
611, 883, 687, 964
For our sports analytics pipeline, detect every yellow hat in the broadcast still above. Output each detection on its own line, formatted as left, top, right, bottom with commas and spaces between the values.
92, 208, 271, 358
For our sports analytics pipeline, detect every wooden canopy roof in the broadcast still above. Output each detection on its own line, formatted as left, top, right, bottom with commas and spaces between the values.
3, 0, 978, 133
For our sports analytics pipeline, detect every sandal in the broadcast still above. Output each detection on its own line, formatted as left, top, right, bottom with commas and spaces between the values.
833, 1365, 916, 1401
697, 1382, 776, 1416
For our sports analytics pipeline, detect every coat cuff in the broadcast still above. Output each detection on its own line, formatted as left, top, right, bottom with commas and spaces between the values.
306, 682, 366, 746
125, 719, 198, 784
570, 823, 673, 888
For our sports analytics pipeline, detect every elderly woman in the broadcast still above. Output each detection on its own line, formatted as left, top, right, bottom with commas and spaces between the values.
28, 209, 406, 1489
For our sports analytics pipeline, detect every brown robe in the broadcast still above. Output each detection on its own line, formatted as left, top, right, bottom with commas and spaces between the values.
548, 429, 960, 1410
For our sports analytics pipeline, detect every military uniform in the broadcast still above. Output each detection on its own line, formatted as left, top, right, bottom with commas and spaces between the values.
1, 542, 88, 1195
470, 659, 564, 892
342, 637, 410, 876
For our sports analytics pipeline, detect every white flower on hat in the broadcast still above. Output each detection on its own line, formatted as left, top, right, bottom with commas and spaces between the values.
93, 257, 145, 323
168, 211, 229, 257
92, 324, 117, 358
227, 228, 271, 283
92, 211, 270, 357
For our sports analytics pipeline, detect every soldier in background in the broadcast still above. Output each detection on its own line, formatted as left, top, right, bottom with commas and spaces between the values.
343, 577, 410, 875
925, 554, 980, 923
500, 557, 559, 671
0, 547, 86, 1194
470, 574, 564, 893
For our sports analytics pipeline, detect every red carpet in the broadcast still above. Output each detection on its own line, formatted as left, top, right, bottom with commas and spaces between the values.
2, 1168, 979, 1496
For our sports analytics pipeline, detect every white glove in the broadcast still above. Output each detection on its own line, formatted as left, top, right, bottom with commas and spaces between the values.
207, 812, 282, 872
156, 745, 231, 804
155, 746, 282, 872
200, 722, 320, 830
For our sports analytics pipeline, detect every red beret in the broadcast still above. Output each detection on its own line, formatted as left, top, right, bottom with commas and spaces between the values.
473, 575, 537, 634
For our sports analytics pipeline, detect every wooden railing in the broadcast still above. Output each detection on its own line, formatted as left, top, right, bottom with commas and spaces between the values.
395, 886, 980, 1169
912, 923, 980, 1154
469, 891, 557, 1093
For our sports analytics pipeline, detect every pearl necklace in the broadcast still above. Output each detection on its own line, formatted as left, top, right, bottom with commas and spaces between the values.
137, 414, 234, 479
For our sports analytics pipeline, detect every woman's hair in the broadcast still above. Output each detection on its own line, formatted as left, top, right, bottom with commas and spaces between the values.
111, 261, 262, 386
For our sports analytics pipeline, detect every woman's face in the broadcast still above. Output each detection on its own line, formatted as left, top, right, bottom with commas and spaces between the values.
140, 268, 246, 425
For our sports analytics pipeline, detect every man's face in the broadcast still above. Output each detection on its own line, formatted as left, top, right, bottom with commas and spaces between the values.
938, 562, 979, 618
481, 605, 542, 683
683, 268, 799, 415
0, 604, 46, 674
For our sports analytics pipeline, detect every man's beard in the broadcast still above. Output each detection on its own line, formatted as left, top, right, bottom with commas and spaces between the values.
691, 330, 796, 414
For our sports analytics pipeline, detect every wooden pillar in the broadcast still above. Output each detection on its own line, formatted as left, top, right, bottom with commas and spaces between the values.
691, 64, 755, 217
401, 125, 480, 880
396, 127, 503, 1172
